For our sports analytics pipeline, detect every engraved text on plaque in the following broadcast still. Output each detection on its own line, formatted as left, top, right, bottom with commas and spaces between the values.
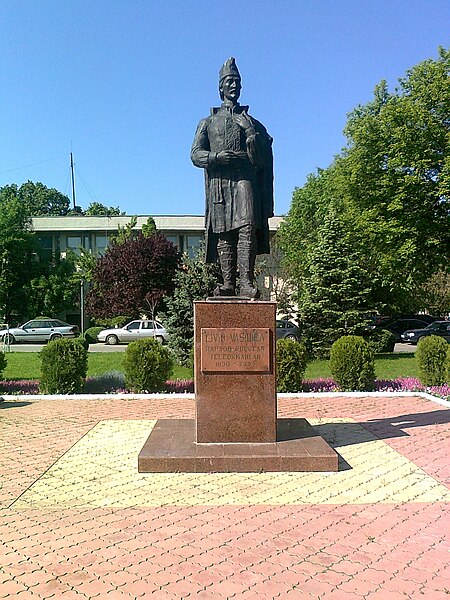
201, 328, 270, 373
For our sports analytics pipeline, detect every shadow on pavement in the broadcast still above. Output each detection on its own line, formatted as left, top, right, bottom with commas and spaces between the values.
0, 400, 34, 409
314, 409, 450, 451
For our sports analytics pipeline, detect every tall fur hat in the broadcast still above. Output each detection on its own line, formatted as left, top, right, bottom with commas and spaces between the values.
219, 57, 241, 82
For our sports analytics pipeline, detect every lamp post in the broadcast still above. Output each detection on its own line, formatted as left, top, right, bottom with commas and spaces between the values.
80, 279, 85, 334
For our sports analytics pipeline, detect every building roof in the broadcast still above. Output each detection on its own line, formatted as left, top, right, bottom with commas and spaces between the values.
31, 215, 284, 233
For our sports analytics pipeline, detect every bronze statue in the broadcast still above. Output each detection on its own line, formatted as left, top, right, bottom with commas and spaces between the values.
191, 57, 274, 298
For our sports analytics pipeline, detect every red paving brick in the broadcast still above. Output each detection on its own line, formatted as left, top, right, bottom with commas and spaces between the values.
0, 393, 449, 599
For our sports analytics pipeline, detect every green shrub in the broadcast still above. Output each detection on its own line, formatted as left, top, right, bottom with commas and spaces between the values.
447, 346, 450, 383
82, 327, 103, 345
93, 316, 131, 329
329, 335, 375, 391
40, 338, 88, 394
416, 335, 448, 386
0, 351, 7, 379
276, 339, 308, 393
123, 338, 173, 393
364, 329, 396, 353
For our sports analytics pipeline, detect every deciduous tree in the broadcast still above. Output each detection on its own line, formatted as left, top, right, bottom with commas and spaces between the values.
279, 47, 450, 316
0, 181, 71, 216
85, 202, 123, 216
0, 192, 36, 323
86, 231, 179, 320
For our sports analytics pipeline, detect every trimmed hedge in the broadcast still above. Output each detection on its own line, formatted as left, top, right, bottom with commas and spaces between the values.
329, 335, 375, 391
0, 351, 6, 379
276, 339, 308, 393
40, 338, 88, 394
416, 335, 448, 386
364, 329, 396, 353
447, 346, 450, 383
82, 327, 104, 345
123, 338, 173, 393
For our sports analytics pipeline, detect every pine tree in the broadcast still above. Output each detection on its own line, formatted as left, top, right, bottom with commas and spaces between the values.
299, 209, 374, 356
162, 248, 219, 367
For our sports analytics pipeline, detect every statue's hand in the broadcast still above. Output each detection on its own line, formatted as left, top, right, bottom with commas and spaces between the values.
216, 151, 242, 165
233, 111, 256, 136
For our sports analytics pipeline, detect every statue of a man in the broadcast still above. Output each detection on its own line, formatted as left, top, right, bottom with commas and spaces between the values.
191, 57, 273, 298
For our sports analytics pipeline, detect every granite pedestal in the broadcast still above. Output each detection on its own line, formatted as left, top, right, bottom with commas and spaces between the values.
138, 299, 338, 473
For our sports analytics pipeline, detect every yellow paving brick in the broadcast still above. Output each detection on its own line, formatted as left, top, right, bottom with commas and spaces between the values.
11, 418, 450, 508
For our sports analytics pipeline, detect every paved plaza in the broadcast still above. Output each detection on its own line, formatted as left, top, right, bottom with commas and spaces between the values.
1, 393, 449, 599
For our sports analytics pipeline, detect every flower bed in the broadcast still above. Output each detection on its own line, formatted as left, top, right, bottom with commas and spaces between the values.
0, 377, 448, 401
303, 377, 449, 400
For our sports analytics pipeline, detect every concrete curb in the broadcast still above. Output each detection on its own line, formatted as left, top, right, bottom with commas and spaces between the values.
1, 391, 448, 407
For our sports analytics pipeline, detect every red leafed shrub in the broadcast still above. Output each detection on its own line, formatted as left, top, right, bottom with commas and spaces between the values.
86, 232, 179, 319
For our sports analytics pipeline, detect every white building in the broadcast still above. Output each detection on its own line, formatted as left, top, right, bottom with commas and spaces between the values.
32, 214, 283, 259
31, 214, 284, 327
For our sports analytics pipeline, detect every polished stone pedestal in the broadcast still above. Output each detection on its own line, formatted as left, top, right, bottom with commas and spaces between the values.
138, 418, 338, 472
138, 299, 338, 473
195, 299, 277, 443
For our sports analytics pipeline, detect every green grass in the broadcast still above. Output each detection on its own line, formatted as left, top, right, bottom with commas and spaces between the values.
2, 352, 192, 381
2, 350, 417, 382
304, 353, 419, 380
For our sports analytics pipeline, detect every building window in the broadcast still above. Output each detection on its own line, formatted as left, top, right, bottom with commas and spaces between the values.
187, 235, 203, 258
67, 236, 83, 255
37, 235, 53, 261
67, 235, 90, 255
165, 235, 179, 249
95, 235, 108, 256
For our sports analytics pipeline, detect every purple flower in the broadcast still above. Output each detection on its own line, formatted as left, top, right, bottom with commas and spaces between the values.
0, 376, 447, 401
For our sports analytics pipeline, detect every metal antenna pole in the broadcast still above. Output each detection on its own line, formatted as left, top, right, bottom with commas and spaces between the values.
70, 152, 76, 210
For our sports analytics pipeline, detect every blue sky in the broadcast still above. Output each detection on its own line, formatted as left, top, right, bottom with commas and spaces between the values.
0, 0, 448, 217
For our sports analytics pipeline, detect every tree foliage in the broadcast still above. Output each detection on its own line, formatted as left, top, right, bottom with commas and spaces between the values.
0, 181, 126, 218
0, 184, 80, 322
162, 248, 220, 367
279, 47, 450, 317
343, 48, 449, 299
84, 202, 123, 216
0, 181, 71, 216
256, 236, 296, 318
0, 180, 128, 322
297, 209, 374, 355
0, 191, 36, 322
329, 335, 375, 392
86, 231, 179, 320
25, 256, 78, 319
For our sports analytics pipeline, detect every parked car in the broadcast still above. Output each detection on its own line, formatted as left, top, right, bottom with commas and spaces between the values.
276, 320, 300, 341
366, 315, 436, 342
0, 319, 79, 344
97, 320, 169, 345
401, 321, 450, 345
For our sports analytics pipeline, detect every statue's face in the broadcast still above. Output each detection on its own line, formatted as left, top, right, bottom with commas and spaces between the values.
221, 75, 241, 103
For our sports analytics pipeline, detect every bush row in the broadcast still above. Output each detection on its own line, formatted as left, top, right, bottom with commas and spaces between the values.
1, 332, 448, 395
25, 336, 173, 394
277, 334, 449, 392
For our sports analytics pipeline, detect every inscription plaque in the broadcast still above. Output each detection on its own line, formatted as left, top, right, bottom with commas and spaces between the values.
201, 327, 270, 373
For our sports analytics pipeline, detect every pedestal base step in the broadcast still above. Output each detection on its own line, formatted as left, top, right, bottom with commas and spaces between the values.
138, 418, 338, 473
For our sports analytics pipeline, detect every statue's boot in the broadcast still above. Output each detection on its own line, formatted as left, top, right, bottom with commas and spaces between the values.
214, 242, 236, 296
237, 239, 260, 299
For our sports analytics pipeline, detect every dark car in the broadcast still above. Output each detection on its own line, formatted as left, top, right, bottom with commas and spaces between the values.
401, 321, 450, 345
276, 320, 300, 341
367, 315, 436, 342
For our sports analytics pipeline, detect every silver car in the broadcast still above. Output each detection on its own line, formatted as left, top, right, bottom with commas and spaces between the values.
0, 319, 79, 344
97, 320, 169, 345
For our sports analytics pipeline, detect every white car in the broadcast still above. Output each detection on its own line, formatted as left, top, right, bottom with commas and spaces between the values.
0, 319, 79, 344
97, 320, 169, 345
